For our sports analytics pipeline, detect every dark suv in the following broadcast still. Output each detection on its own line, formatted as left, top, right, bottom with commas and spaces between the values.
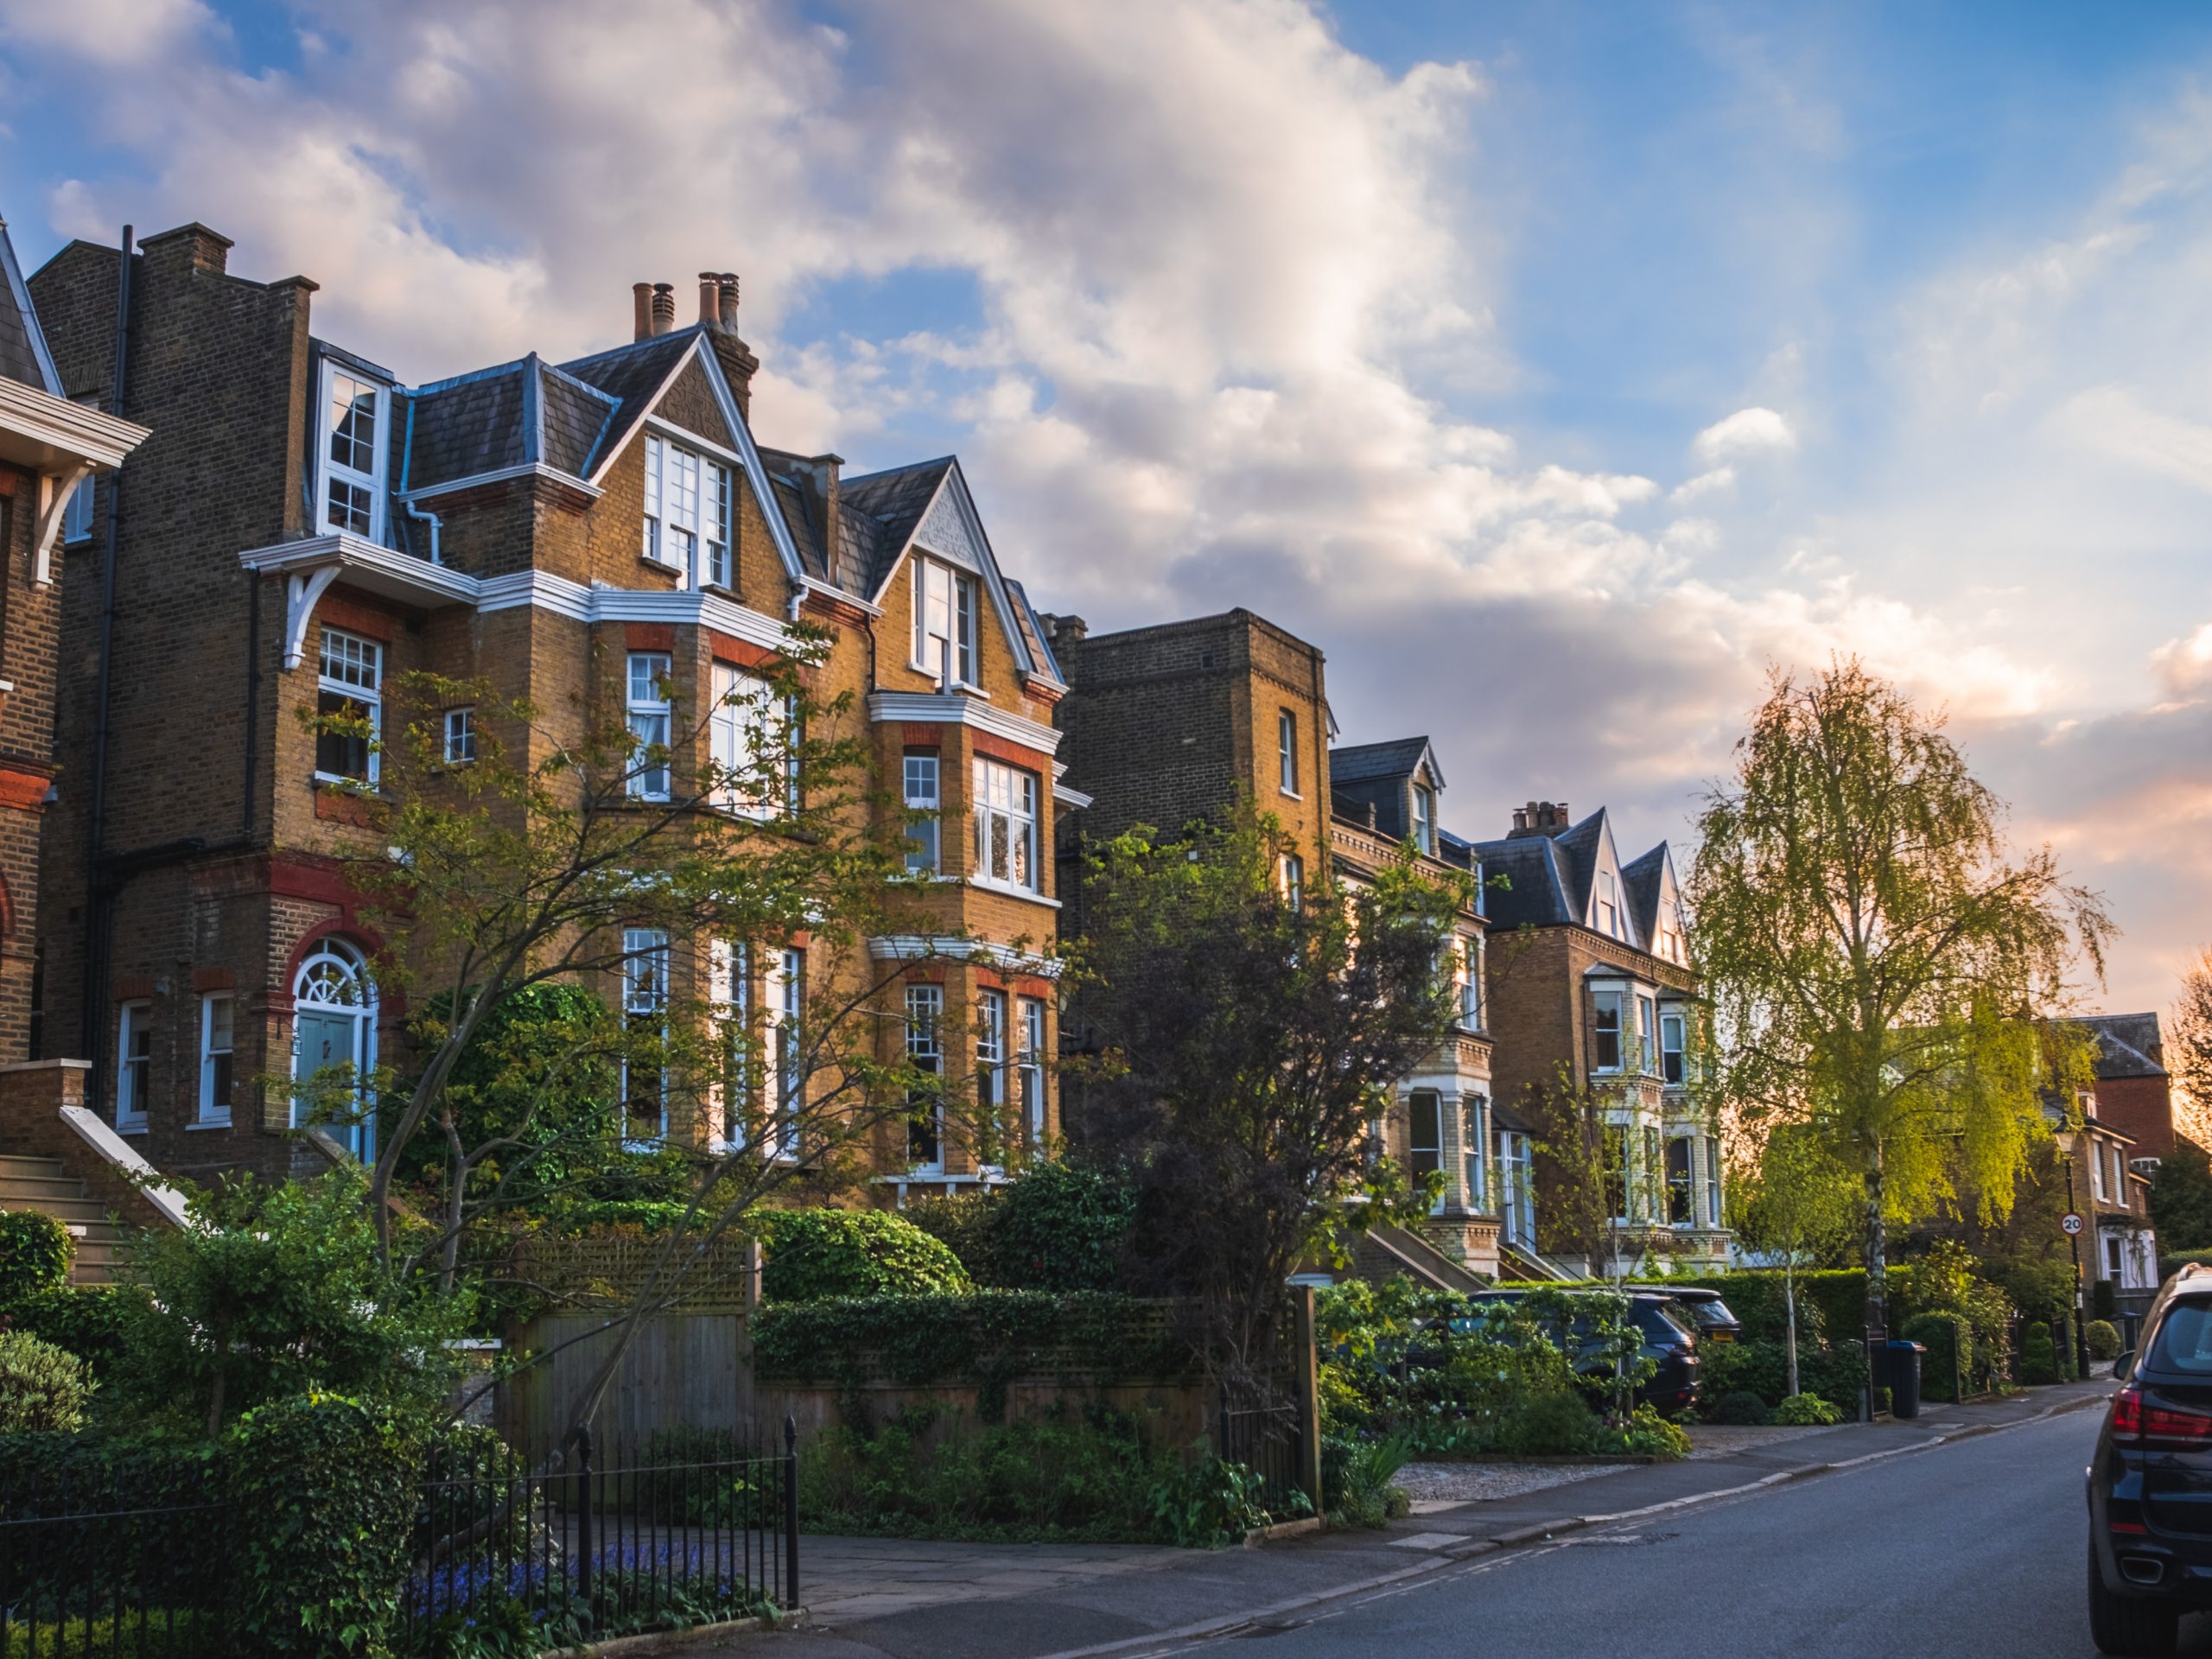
2088, 1263, 2212, 1654
1467, 1288, 1701, 1417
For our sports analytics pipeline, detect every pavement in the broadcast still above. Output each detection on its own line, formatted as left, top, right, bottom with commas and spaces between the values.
661, 1377, 2118, 1659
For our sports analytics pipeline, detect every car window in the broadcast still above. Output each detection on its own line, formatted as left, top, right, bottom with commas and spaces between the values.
1689, 1298, 1738, 1327
1631, 1302, 1693, 1343
2146, 1300, 2212, 1375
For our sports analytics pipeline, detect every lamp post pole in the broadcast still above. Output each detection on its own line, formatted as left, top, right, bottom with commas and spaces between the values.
2064, 1151, 2091, 1377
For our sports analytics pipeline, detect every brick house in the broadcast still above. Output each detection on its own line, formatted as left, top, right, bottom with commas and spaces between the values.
2072, 1013, 2176, 1157
1048, 608, 1499, 1282
2050, 1014, 2171, 1296
1473, 801, 1726, 1278
23, 228, 1068, 1198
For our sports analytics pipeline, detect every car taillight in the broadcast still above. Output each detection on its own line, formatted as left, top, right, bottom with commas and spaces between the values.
2111, 1384, 2212, 1447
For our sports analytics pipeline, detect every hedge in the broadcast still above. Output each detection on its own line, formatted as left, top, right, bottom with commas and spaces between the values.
756, 1209, 971, 1303
1, 1285, 142, 1380
751, 1290, 1193, 1414
1671, 1272, 1867, 1346
1901, 1313, 1961, 1403
0, 1211, 73, 1305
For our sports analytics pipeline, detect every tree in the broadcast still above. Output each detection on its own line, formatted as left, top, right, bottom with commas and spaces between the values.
2150, 1137, 2212, 1255
1068, 801, 1467, 1395
303, 631, 980, 1445
2171, 950, 2212, 1146
1688, 661, 2112, 1343
1730, 1122, 1859, 1395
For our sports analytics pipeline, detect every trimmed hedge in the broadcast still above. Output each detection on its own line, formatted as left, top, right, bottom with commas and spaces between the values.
756, 1209, 972, 1303
1901, 1313, 1960, 1403
1671, 1272, 1866, 1347
0, 1211, 73, 1305
2, 1285, 141, 1381
752, 1290, 1192, 1407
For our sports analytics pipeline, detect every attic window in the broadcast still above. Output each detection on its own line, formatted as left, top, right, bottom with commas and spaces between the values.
317, 360, 390, 541
643, 434, 732, 589
912, 556, 977, 687
1598, 871, 1620, 939
1410, 783, 1436, 856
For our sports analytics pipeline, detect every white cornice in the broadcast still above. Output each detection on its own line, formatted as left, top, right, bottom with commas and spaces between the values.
868, 690, 1062, 757
402, 461, 601, 505
0, 378, 147, 474
867, 936, 1063, 978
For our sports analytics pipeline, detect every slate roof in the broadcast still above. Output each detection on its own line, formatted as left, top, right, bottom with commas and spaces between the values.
1330, 737, 1435, 785
2076, 1014, 2169, 1081
1619, 842, 1669, 944
0, 218, 60, 394
841, 458, 956, 595
1471, 830, 1577, 929
390, 352, 624, 498
1002, 578, 1062, 683
556, 329, 706, 473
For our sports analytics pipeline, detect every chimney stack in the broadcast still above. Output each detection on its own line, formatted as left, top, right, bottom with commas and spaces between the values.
701, 270, 760, 420
718, 273, 740, 329
698, 272, 721, 327
632, 283, 653, 341
650, 283, 677, 335
1509, 799, 1573, 838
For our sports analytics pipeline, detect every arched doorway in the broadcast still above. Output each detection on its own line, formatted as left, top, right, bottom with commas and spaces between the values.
291, 937, 377, 1160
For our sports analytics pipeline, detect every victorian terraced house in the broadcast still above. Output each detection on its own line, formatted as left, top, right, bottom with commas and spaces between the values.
22, 227, 1069, 1198
1474, 801, 1726, 1277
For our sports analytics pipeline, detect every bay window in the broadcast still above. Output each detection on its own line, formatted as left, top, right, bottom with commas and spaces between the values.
707, 938, 743, 1149
1661, 1010, 1686, 1085
1705, 1135, 1723, 1226
977, 989, 1008, 1154
626, 653, 671, 800
1637, 995, 1657, 1074
766, 947, 804, 1158
912, 557, 977, 686
906, 984, 944, 1172
1463, 1095, 1489, 1210
1666, 1133, 1694, 1224
973, 757, 1039, 891
1592, 988, 1623, 1072
1408, 1090, 1442, 1185
905, 751, 941, 874
1019, 996, 1047, 1147
620, 928, 670, 1141
710, 661, 785, 817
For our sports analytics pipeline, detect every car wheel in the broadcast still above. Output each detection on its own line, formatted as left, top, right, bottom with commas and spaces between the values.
2089, 1541, 2180, 1656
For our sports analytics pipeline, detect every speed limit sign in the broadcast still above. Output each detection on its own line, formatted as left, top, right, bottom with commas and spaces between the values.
2062, 1211, 2085, 1236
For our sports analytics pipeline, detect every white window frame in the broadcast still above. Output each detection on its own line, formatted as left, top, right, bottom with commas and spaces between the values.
315, 626, 383, 785
1706, 1135, 1724, 1227
1499, 1128, 1535, 1244
626, 652, 672, 801
1281, 853, 1304, 912
289, 938, 377, 1160
911, 556, 978, 687
972, 756, 1040, 893
1409, 783, 1435, 856
707, 938, 743, 1151
1019, 995, 1047, 1147
1604, 1120, 1632, 1224
116, 999, 152, 1132
1454, 933, 1481, 1028
620, 927, 671, 1144
1278, 709, 1299, 796
1666, 1131, 1695, 1226
1597, 870, 1620, 938
62, 475, 93, 544
1463, 1094, 1488, 1211
1408, 1089, 1444, 1205
198, 993, 234, 1127
710, 661, 785, 818
1661, 1009, 1687, 1085
1592, 988, 1624, 1073
2090, 1140, 2108, 1203
1637, 995, 1657, 1075
905, 750, 942, 874
976, 988, 1010, 1171
641, 433, 731, 589
316, 359, 389, 542
443, 706, 475, 766
906, 982, 944, 1174
765, 945, 804, 1159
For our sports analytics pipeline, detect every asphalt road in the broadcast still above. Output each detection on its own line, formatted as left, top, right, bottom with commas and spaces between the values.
1136, 1407, 2126, 1659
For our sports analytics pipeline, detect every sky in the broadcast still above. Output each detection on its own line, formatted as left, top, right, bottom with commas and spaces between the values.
3, 0, 2209, 1016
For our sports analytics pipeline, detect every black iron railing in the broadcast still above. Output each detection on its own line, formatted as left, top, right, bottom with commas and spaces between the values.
0, 1497, 234, 1657
401, 1420, 800, 1651
1215, 1391, 1305, 1522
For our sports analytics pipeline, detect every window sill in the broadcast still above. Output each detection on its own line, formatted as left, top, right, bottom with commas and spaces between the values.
1280, 788, 1303, 802
116, 1120, 148, 1136
904, 666, 990, 698
966, 878, 1060, 909
185, 1117, 232, 1132
312, 772, 384, 793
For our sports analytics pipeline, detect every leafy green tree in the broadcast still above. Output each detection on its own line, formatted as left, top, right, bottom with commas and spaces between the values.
1068, 800, 1467, 1393
1732, 1122, 1859, 1395
1688, 660, 2112, 1342
2151, 1137, 2212, 1254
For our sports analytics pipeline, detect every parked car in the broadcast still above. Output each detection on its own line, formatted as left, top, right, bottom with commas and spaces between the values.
2087, 1262, 2212, 1655
1465, 1288, 1701, 1418
1629, 1285, 1744, 1344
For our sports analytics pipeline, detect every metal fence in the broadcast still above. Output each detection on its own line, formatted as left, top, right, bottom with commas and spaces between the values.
0, 1497, 234, 1657
0, 1423, 800, 1657
400, 1421, 799, 1652
1215, 1389, 1306, 1522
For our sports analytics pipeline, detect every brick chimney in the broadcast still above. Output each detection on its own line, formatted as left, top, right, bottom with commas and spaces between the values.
703, 270, 760, 421
139, 222, 234, 279
1509, 800, 1573, 838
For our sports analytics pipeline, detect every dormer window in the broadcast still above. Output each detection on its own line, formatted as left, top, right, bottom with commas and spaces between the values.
912, 556, 977, 686
642, 434, 733, 589
317, 359, 389, 541
1410, 783, 1436, 856
1597, 870, 1620, 938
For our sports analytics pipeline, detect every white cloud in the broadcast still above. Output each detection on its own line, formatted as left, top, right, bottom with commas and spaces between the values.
1692, 405, 1796, 463
0, 0, 214, 67
2153, 621, 2212, 698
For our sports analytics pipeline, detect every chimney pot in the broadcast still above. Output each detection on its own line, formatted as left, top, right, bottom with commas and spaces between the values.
698, 272, 721, 327
650, 282, 677, 335
632, 283, 653, 342
718, 272, 741, 329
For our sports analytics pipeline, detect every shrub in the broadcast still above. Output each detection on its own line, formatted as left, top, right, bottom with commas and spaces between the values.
226, 1392, 424, 1657
1150, 1450, 1274, 1548
1672, 1272, 1862, 1348
0, 1331, 92, 1433
2091, 1278, 2118, 1323
1901, 1313, 1961, 1403
903, 1191, 1002, 1285
2087, 1319, 2121, 1361
2, 1285, 138, 1383
1494, 1390, 1599, 1456
2020, 1320, 2057, 1385
756, 1209, 971, 1303
1774, 1393, 1843, 1427
1323, 1433, 1413, 1529
1713, 1389, 1770, 1426
1595, 1403, 1691, 1459
0, 1211, 73, 1305
988, 1163, 1135, 1292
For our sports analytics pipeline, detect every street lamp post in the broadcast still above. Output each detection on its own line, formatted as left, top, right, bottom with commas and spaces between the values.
2063, 1150, 2092, 1377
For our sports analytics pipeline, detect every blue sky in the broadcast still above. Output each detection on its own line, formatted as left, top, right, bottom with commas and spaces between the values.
4, 0, 2211, 1014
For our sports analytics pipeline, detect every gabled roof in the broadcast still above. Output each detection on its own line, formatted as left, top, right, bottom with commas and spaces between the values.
2075, 1013, 2169, 1082
1474, 806, 1656, 944
842, 457, 956, 594
0, 218, 61, 395
557, 329, 702, 474
1472, 830, 1576, 929
1330, 736, 1445, 790
1620, 842, 1676, 945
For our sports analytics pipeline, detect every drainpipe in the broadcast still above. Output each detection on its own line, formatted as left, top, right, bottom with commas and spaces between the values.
80, 226, 132, 1117
399, 393, 442, 562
